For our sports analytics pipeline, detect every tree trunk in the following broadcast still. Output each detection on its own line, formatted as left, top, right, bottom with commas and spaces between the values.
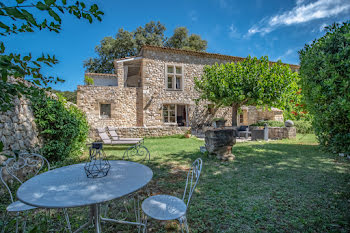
232, 103, 239, 126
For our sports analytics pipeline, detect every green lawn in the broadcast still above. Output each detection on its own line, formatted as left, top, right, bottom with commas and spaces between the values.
1, 134, 349, 232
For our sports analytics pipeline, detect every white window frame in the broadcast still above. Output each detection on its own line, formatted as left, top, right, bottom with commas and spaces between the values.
162, 104, 189, 126
165, 64, 184, 91
100, 103, 111, 119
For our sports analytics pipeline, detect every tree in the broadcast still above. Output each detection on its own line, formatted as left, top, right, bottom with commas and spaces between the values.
0, 0, 103, 111
194, 56, 299, 126
52, 89, 77, 104
84, 22, 207, 73
165, 27, 207, 51
299, 22, 350, 154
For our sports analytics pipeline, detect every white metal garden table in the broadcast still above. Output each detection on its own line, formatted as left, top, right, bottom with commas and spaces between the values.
16, 160, 153, 233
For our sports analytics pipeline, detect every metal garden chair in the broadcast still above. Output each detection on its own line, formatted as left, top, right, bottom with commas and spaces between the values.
99, 144, 151, 232
141, 158, 203, 233
0, 152, 71, 233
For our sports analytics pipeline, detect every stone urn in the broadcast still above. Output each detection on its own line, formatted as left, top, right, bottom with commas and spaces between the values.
205, 128, 236, 161
212, 119, 226, 128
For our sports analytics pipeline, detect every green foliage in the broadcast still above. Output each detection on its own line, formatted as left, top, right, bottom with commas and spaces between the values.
251, 120, 285, 127
30, 90, 89, 161
0, 0, 103, 112
51, 89, 77, 104
194, 56, 299, 125
250, 120, 313, 134
165, 27, 207, 51
0, 141, 3, 152
294, 120, 313, 134
84, 75, 94, 86
299, 22, 350, 154
84, 22, 208, 73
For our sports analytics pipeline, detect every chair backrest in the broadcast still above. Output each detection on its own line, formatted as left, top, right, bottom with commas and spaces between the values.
0, 152, 50, 203
107, 126, 119, 139
97, 128, 112, 144
182, 158, 203, 208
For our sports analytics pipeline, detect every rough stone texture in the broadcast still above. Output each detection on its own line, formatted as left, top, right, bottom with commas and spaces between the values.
251, 129, 265, 141
91, 126, 190, 141
268, 127, 296, 139
77, 47, 286, 137
285, 120, 294, 127
0, 96, 41, 154
205, 128, 236, 160
251, 127, 296, 140
77, 86, 138, 128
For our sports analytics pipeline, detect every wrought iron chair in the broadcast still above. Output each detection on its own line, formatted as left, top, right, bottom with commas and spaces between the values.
141, 158, 203, 233
0, 152, 71, 233
100, 144, 151, 232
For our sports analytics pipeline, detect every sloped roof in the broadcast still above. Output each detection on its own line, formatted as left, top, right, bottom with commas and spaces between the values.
140, 45, 300, 70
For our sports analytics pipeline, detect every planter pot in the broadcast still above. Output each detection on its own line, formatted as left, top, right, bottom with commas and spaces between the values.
184, 134, 191, 138
205, 128, 236, 161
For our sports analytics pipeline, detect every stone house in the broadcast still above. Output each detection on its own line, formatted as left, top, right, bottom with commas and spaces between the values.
77, 46, 299, 137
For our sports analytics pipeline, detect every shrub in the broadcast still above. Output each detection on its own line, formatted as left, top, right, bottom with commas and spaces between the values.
299, 22, 350, 154
293, 120, 313, 134
30, 90, 89, 161
250, 120, 284, 127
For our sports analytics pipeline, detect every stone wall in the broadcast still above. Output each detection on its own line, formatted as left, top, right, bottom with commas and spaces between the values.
77, 48, 286, 137
90, 126, 190, 140
0, 96, 41, 155
241, 106, 284, 125
141, 49, 234, 128
77, 85, 138, 129
268, 127, 296, 139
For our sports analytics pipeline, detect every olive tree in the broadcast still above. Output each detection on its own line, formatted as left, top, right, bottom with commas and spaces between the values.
194, 56, 299, 126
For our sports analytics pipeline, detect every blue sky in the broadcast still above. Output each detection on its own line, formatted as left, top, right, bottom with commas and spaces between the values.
3, 0, 350, 91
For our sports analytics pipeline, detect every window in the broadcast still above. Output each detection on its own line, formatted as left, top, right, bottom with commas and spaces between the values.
100, 104, 111, 118
163, 104, 176, 123
239, 113, 244, 124
166, 64, 183, 90
163, 104, 188, 126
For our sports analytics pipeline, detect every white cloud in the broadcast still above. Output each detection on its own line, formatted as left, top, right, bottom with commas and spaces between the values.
319, 23, 327, 31
229, 24, 241, 39
277, 48, 295, 61
247, 0, 350, 36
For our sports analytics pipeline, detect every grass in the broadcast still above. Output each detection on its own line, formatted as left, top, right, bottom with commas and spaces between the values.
1, 134, 349, 232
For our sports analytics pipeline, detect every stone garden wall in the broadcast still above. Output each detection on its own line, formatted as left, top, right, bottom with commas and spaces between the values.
0, 96, 41, 155
90, 126, 190, 141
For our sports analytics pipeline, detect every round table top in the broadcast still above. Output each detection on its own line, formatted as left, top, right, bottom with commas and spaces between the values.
17, 160, 153, 208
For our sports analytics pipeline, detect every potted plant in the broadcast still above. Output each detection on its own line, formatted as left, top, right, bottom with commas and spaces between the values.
184, 129, 191, 138
212, 117, 226, 128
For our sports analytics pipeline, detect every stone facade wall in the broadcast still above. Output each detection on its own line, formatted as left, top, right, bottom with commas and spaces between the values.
141, 49, 234, 128
77, 48, 285, 138
77, 85, 138, 129
0, 96, 41, 155
86, 73, 118, 86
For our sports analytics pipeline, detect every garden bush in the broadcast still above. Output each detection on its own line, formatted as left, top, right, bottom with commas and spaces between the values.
293, 120, 313, 134
299, 22, 350, 154
30, 90, 89, 161
251, 120, 285, 127
251, 120, 313, 134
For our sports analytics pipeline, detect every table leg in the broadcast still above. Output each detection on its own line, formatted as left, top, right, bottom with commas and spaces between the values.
93, 204, 102, 233
73, 205, 96, 233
